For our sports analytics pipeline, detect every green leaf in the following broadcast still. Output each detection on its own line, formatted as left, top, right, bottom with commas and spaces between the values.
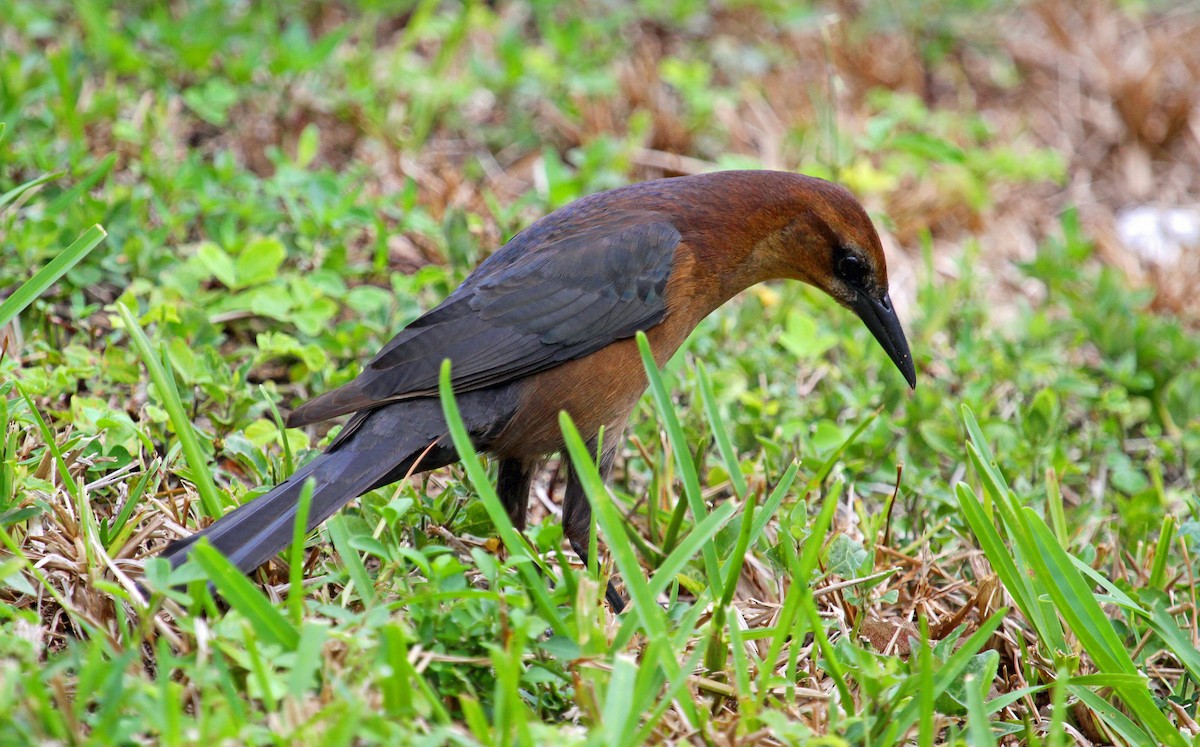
891, 132, 967, 164
195, 242, 237, 288
295, 123, 320, 168
778, 308, 837, 360
235, 236, 287, 288
827, 534, 870, 579
182, 78, 239, 125
937, 649, 999, 713
885, 611, 1005, 741
695, 361, 747, 498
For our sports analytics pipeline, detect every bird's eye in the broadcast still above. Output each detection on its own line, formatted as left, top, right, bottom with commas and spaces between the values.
836, 254, 868, 287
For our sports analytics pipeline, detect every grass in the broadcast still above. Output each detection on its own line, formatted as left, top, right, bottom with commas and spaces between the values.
3, 0, 1200, 744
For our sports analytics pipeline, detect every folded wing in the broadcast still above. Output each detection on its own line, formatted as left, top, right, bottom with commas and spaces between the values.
287, 211, 680, 427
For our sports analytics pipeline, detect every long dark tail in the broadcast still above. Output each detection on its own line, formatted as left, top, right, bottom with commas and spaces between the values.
159, 450, 383, 574
159, 398, 472, 574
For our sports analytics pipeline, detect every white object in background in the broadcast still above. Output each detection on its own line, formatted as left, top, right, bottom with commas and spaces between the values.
1116, 206, 1200, 266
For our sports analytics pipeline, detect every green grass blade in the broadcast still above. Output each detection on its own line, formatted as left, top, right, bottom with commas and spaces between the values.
964, 671, 998, 747
960, 405, 1012, 494
955, 482, 1055, 642
458, 695, 491, 743
749, 462, 799, 544
630, 643, 708, 745
328, 514, 375, 605
797, 479, 841, 579
16, 384, 80, 503
1068, 553, 1145, 614
287, 478, 316, 625
1047, 666, 1068, 747
799, 409, 879, 498
1069, 685, 1156, 747
1023, 511, 1136, 673
599, 654, 637, 743
0, 224, 106, 327
559, 410, 665, 628
242, 619, 278, 712
961, 405, 1184, 744
636, 331, 723, 600
1044, 468, 1067, 547
260, 384, 295, 477
380, 623, 450, 722
1148, 515, 1174, 590
189, 542, 300, 651
916, 618, 935, 747
695, 361, 748, 497
0, 169, 64, 211
886, 610, 1006, 742
962, 443, 1068, 651
1024, 512, 1186, 746
718, 494, 755, 608
750, 481, 842, 714
378, 624, 413, 718
802, 593, 854, 709
439, 360, 567, 637
288, 623, 327, 700
116, 302, 224, 519
105, 460, 158, 552
1147, 600, 1200, 683
646, 500, 736, 601
559, 409, 700, 730
47, 153, 116, 213
982, 674, 1147, 715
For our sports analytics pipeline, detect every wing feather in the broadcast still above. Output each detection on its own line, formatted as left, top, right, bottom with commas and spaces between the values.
287, 211, 680, 427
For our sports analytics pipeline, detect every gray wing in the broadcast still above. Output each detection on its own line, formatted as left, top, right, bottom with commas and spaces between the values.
287, 213, 680, 426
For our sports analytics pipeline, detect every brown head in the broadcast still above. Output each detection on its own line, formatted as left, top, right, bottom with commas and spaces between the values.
701, 171, 917, 388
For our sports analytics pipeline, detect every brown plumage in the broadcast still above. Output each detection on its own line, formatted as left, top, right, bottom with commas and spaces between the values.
159, 170, 916, 611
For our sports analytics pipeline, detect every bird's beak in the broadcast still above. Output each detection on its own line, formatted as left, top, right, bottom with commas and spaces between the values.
850, 291, 916, 389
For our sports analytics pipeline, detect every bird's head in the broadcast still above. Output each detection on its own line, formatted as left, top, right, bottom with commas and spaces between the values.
751, 174, 917, 389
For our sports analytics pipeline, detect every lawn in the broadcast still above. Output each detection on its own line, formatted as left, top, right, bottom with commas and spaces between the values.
2, 1, 1199, 744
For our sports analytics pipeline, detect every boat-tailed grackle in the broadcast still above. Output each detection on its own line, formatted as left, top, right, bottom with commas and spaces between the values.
159, 170, 916, 612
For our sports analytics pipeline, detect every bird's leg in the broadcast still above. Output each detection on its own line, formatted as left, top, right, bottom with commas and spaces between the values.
496, 457, 537, 579
497, 456, 561, 604
563, 444, 626, 613
496, 458, 533, 531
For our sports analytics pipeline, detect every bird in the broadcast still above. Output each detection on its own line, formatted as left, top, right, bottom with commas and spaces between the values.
158, 170, 916, 612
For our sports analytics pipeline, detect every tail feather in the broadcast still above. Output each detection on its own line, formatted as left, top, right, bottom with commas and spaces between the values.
158, 383, 521, 577
160, 412, 451, 575
160, 449, 386, 574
